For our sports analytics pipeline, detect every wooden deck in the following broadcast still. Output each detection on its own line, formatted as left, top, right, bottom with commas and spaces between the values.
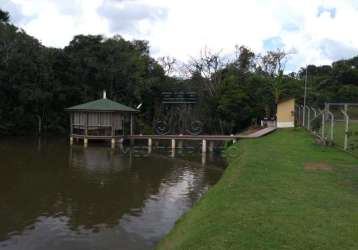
127, 134, 239, 141
72, 134, 124, 140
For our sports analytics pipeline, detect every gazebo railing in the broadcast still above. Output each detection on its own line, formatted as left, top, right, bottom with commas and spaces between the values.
73, 125, 86, 135
87, 125, 112, 136
72, 124, 123, 137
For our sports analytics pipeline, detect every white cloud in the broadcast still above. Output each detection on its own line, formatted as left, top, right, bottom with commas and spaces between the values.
2, 0, 358, 71
9, 0, 109, 47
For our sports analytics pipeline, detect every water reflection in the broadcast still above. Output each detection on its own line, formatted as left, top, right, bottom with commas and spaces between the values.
0, 138, 225, 250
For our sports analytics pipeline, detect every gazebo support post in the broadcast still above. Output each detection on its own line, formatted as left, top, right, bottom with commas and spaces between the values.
70, 113, 73, 145
84, 113, 89, 147
111, 113, 115, 137
130, 113, 134, 145
130, 113, 133, 135
110, 113, 115, 148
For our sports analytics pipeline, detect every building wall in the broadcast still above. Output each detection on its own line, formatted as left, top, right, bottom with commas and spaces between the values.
112, 113, 123, 130
74, 112, 86, 126
73, 112, 123, 129
277, 99, 295, 128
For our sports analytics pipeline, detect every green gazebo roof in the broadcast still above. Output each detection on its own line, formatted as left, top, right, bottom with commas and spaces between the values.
66, 98, 138, 112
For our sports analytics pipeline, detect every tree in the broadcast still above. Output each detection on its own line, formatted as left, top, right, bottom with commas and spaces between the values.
234, 45, 255, 73
158, 56, 177, 75
0, 9, 9, 23
1, 7, 358, 136
185, 47, 226, 97
256, 49, 292, 117
258, 49, 288, 77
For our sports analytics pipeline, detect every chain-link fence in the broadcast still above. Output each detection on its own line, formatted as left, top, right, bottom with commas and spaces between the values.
295, 103, 358, 156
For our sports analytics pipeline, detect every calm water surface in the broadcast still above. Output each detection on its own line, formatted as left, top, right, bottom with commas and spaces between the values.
0, 138, 225, 250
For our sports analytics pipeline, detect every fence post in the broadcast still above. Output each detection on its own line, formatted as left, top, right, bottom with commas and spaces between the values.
300, 105, 304, 127
321, 110, 325, 140
311, 107, 317, 118
303, 104, 306, 128
297, 105, 301, 127
305, 106, 311, 130
308, 106, 311, 130
327, 111, 334, 142
341, 109, 349, 150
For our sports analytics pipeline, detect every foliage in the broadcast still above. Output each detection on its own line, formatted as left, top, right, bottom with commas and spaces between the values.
0, 9, 357, 135
0, 18, 167, 135
298, 57, 358, 107
0, 9, 9, 23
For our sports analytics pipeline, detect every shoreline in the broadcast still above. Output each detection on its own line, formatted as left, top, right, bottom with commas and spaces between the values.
157, 129, 358, 249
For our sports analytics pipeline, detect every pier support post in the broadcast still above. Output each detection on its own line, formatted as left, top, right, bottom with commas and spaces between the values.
201, 152, 206, 166
230, 134, 236, 144
84, 138, 88, 147
171, 148, 175, 158
209, 141, 214, 152
111, 138, 116, 149
177, 140, 183, 149
171, 139, 176, 149
202, 139, 207, 153
148, 138, 152, 154
70, 136, 73, 145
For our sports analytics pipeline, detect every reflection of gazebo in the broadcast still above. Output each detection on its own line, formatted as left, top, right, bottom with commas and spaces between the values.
65, 91, 138, 147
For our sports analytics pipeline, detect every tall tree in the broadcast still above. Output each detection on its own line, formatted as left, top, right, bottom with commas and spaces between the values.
0, 9, 9, 23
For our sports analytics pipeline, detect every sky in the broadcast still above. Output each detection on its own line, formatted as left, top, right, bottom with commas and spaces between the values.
1, 0, 358, 72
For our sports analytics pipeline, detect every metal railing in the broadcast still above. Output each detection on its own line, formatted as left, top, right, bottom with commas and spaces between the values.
296, 103, 358, 155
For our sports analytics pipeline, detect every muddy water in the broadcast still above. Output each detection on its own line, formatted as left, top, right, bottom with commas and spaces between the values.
0, 138, 225, 250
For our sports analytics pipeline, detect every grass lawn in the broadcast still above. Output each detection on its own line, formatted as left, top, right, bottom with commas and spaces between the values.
157, 129, 358, 250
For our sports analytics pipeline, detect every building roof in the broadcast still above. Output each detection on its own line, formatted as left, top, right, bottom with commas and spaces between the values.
66, 98, 139, 112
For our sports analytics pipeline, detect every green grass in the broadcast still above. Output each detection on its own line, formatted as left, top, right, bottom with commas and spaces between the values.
157, 129, 358, 250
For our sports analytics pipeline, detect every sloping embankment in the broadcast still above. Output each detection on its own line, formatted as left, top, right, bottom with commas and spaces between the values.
157, 129, 358, 250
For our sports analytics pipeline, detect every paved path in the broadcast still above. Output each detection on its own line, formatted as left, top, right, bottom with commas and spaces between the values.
238, 127, 276, 138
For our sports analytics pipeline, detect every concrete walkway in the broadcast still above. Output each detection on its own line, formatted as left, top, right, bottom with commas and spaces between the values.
238, 127, 276, 138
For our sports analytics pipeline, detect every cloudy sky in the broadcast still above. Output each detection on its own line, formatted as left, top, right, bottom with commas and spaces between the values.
1, 0, 358, 72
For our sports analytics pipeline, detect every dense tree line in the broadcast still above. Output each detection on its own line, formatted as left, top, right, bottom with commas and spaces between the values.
1, 9, 358, 135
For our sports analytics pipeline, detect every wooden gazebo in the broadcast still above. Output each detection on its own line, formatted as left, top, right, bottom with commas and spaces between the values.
66, 91, 138, 147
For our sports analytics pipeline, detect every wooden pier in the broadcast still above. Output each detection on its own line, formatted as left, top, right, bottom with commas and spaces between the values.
125, 127, 276, 153
126, 127, 276, 141
71, 127, 276, 152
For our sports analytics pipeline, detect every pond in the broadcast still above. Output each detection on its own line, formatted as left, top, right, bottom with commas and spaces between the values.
0, 138, 225, 250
